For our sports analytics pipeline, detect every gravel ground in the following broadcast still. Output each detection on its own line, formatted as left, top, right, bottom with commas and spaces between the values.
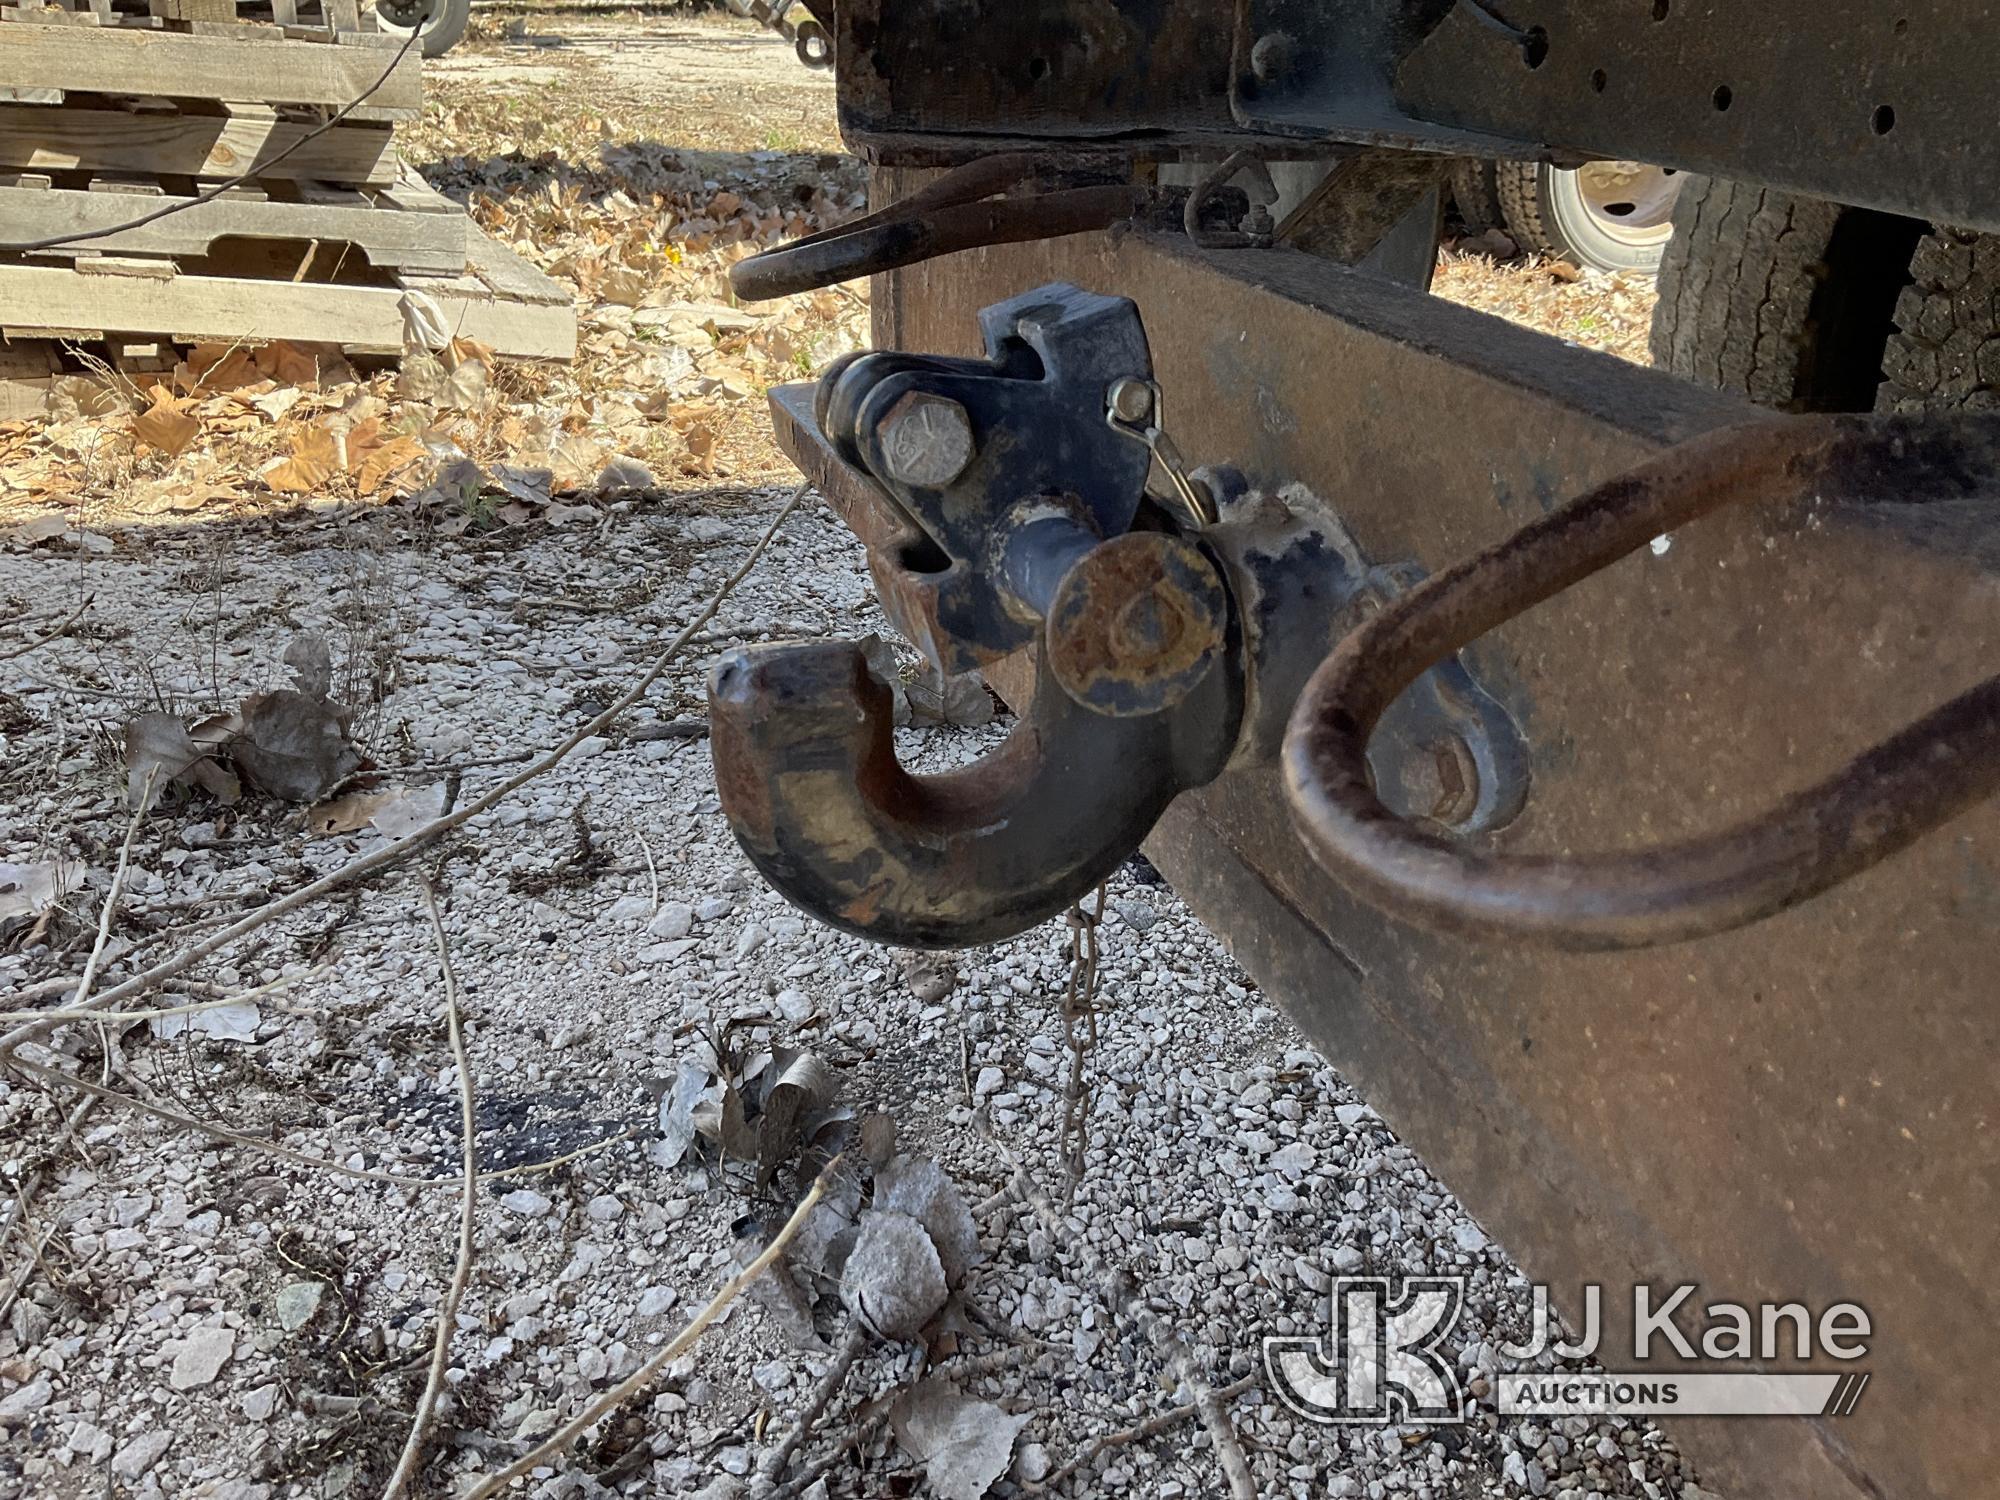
1, 483, 1716, 1500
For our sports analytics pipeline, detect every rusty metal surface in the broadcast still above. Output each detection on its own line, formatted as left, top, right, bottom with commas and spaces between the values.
831, 2, 2000, 235
1391, 0, 2000, 235
706, 627, 1237, 949
863, 226, 2000, 1500
1273, 148, 1450, 267
835, 0, 1257, 155
1285, 414, 2000, 949
731, 153, 1146, 301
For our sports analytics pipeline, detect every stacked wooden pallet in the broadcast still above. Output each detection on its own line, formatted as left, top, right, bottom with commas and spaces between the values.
0, 2, 574, 404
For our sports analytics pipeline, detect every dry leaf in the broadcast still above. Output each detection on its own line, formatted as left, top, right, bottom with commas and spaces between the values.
842, 1210, 946, 1340
874, 1156, 981, 1286
123, 710, 201, 810
889, 1379, 1030, 1500
0, 858, 80, 934
231, 690, 359, 802
262, 426, 340, 493
283, 633, 333, 700
356, 436, 424, 496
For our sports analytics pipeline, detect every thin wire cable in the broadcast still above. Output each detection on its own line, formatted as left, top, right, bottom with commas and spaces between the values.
0, 28, 420, 255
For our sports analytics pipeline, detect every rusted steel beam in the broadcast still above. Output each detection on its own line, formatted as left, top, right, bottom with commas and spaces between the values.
840, 226, 2000, 1500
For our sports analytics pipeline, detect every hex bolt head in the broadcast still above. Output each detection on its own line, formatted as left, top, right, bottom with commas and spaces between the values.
878, 391, 976, 489
1250, 31, 1296, 83
1107, 376, 1155, 426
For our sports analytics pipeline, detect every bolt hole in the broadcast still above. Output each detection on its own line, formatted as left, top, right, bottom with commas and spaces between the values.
1872, 104, 1896, 134
1894, 16, 1909, 34
1027, 55, 1048, 81
1521, 26, 1549, 68
1712, 84, 1734, 112
1589, 67, 1607, 92
1652, 0, 1670, 19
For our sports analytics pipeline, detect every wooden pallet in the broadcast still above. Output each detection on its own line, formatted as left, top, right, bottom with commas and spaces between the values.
0, 168, 467, 272
0, 226, 576, 359
2, 0, 368, 43
0, 21, 419, 117
0, 98, 397, 184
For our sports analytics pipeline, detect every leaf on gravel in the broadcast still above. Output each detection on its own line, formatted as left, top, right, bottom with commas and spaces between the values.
907, 665, 994, 728
262, 426, 340, 493
153, 999, 258, 1044
494, 464, 553, 505
0, 859, 79, 932
756, 1047, 837, 1187
841, 1209, 946, 1339
596, 456, 654, 492
124, 710, 202, 811
875, 1155, 982, 1286
889, 1378, 1030, 1500
8, 515, 74, 547
654, 1057, 712, 1170
693, 1081, 758, 1162
132, 394, 202, 458
283, 633, 334, 700
857, 633, 913, 727
231, 690, 359, 802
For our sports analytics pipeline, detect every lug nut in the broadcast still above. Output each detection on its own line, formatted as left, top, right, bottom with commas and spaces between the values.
877, 391, 976, 489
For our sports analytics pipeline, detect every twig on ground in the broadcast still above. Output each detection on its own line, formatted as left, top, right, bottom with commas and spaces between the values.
764, 1415, 887, 1500
980, 1117, 1258, 1500
0, 481, 809, 1062
1025, 1374, 1260, 1493
755, 1321, 868, 1490
462, 1154, 843, 1500
383, 880, 481, 1500
0, 968, 314, 1025
0, 594, 93, 662
73, 770, 153, 1008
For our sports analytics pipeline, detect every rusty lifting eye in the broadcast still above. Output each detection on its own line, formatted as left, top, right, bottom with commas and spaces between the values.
1282, 414, 2000, 952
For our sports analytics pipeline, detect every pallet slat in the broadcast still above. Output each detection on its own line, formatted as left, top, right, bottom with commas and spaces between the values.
0, 180, 466, 270
0, 103, 397, 184
0, 26, 420, 113
0, 229, 576, 359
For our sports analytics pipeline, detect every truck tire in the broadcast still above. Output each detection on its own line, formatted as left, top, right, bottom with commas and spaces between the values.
1877, 228, 2000, 413
1649, 177, 1925, 411
1450, 159, 1505, 236
1496, 160, 1683, 275
375, 0, 470, 59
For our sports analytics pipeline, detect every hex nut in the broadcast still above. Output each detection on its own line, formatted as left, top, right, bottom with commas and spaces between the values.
878, 391, 976, 489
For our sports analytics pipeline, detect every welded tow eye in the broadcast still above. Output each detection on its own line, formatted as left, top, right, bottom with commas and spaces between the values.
708, 286, 1239, 948
1283, 414, 2000, 950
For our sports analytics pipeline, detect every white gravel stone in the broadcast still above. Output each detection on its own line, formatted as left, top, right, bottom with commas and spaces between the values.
502, 1189, 553, 1216
587, 1194, 625, 1222
110, 1431, 172, 1480
648, 902, 695, 939
169, 1326, 234, 1389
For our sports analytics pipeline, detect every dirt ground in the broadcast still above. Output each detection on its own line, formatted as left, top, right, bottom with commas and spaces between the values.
0, 14, 1707, 1500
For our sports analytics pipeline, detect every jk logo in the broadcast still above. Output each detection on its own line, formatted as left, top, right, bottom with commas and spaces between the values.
1265, 1276, 1467, 1424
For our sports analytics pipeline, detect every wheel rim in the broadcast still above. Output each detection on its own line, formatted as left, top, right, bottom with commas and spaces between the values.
1572, 162, 1684, 249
